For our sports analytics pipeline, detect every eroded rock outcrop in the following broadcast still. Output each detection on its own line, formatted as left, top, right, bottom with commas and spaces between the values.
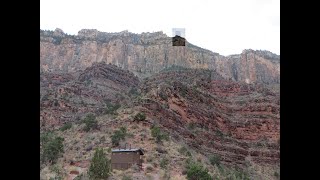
139, 68, 280, 166
40, 28, 280, 84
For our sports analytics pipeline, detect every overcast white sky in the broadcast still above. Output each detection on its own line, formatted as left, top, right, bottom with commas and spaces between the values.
40, 0, 280, 56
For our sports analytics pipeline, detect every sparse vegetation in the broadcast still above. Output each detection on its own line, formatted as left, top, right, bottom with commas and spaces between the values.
60, 122, 72, 131
122, 175, 133, 180
49, 177, 62, 180
238, 100, 246, 105
159, 91, 168, 101
151, 125, 169, 143
73, 173, 87, 180
107, 147, 112, 153
178, 146, 192, 157
105, 102, 121, 115
217, 165, 250, 180
134, 112, 146, 121
100, 136, 106, 143
111, 127, 127, 146
179, 84, 189, 98
40, 132, 64, 165
84, 79, 92, 86
216, 130, 224, 137
39, 51, 280, 180
156, 146, 167, 154
188, 122, 196, 130
49, 164, 65, 180
209, 154, 221, 167
131, 163, 141, 172
185, 160, 212, 180
227, 168, 250, 180
54, 99, 59, 106
129, 87, 140, 97
146, 166, 153, 173
88, 148, 110, 180
82, 114, 98, 132
160, 156, 169, 169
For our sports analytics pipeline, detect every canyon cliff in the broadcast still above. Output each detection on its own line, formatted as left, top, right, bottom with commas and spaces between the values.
40, 28, 279, 84
40, 28, 280, 179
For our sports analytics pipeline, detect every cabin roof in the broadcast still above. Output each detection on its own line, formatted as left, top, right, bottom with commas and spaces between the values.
111, 148, 144, 155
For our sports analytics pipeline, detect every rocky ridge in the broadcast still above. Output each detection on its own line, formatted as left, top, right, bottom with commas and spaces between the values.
40, 28, 280, 84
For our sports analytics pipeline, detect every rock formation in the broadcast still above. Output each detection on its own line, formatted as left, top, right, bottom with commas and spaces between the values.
40, 28, 280, 84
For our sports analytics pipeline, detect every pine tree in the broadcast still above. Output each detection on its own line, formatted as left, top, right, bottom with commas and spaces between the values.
88, 148, 110, 180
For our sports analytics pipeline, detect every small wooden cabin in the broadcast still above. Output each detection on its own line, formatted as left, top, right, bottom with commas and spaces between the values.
111, 147, 144, 170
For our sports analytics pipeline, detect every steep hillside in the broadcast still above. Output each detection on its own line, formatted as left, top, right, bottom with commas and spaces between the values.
140, 68, 280, 165
40, 28, 280, 84
40, 63, 280, 180
40, 62, 140, 131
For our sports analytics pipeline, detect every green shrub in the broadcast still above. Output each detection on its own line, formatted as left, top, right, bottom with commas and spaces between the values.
178, 146, 192, 157
215, 130, 224, 137
40, 132, 64, 164
221, 166, 250, 180
73, 173, 86, 180
49, 177, 62, 180
186, 161, 212, 180
122, 175, 132, 180
107, 147, 112, 153
188, 122, 196, 130
151, 125, 169, 143
146, 166, 153, 172
232, 168, 250, 180
179, 85, 188, 97
82, 114, 98, 132
120, 127, 127, 134
111, 127, 127, 146
105, 102, 121, 115
88, 148, 110, 180
159, 91, 168, 101
160, 157, 169, 169
129, 88, 140, 97
60, 122, 72, 131
134, 112, 146, 121
49, 164, 65, 179
100, 136, 106, 143
209, 155, 221, 166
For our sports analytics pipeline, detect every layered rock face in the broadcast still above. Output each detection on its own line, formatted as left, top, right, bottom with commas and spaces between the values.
40, 63, 279, 167
140, 68, 280, 166
40, 28, 280, 84
40, 62, 140, 130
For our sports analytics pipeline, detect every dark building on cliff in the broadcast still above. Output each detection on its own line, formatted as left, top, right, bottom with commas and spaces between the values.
172, 35, 186, 46
111, 146, 144, 170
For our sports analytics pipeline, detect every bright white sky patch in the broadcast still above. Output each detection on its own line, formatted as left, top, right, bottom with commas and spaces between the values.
40, 0, 279, 56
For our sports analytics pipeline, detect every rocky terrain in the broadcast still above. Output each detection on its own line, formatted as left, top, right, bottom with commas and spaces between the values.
40, 28, 280, 84
140, 68, 280, 165
40, 62, 280, 180
40, 62, 139, 130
